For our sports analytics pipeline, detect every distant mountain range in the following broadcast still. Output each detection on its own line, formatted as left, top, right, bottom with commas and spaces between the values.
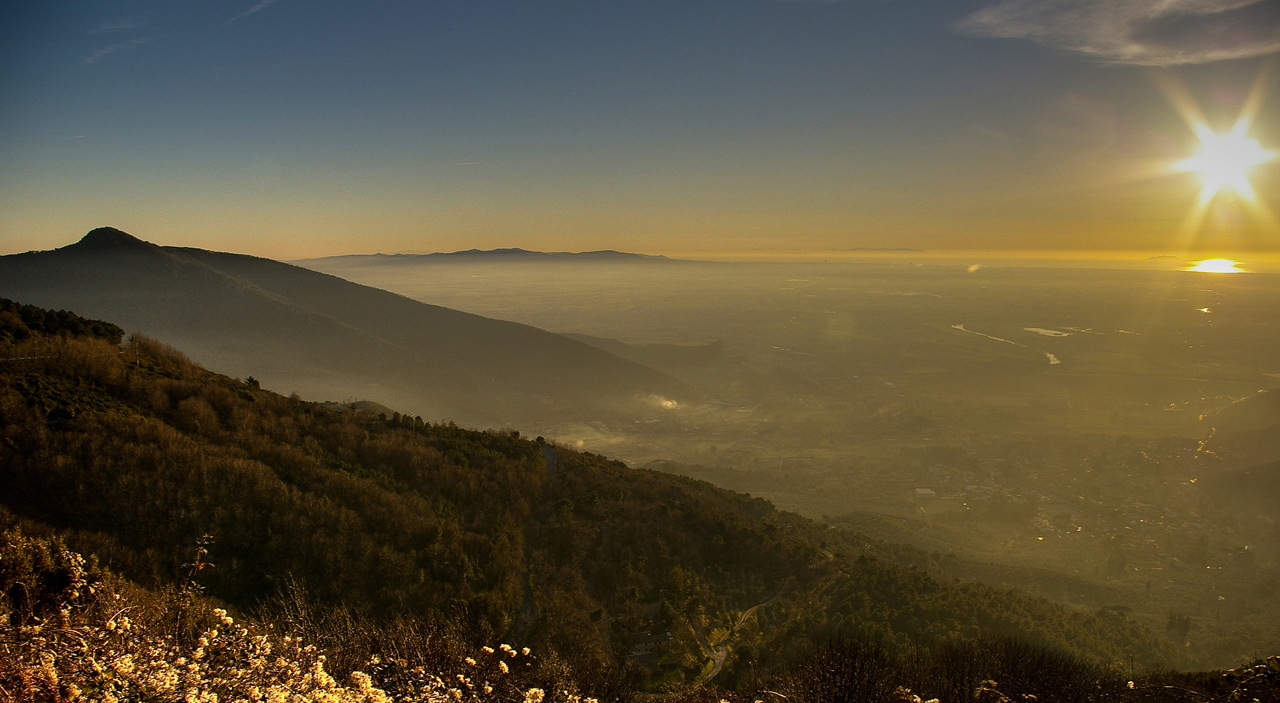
294, 247, 677, 266
0, 228, 688, 426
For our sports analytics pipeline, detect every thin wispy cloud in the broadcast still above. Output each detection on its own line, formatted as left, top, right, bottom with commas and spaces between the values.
91, 19, 147, 34
83, 37, 153, 64
959, 0, 1280, 66
229, 0, 283, 23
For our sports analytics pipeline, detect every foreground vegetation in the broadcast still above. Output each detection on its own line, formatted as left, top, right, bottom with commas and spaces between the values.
4, 531, 1277, 703
3, 299, 1273, 700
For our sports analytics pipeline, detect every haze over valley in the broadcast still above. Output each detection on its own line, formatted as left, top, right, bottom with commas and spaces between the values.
297, 249, 1280, 666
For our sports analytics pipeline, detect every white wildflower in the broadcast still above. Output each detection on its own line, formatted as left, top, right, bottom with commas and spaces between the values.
112, 655, 137, 676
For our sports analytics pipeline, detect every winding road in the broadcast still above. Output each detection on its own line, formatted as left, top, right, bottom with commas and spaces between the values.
700, 578, 791, 683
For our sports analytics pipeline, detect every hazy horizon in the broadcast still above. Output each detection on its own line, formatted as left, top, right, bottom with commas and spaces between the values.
11, 227, 1280, 274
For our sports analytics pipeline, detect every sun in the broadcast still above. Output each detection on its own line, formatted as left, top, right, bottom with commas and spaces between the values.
1174, 122, 1275, 203
1153, 68, 1278, 251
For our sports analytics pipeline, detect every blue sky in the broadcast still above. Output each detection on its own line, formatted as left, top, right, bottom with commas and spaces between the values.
3, 0, 1278, 258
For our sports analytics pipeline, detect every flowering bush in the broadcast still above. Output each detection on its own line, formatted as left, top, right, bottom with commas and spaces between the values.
2, 532, 1276, 703
0, 531, 598, 703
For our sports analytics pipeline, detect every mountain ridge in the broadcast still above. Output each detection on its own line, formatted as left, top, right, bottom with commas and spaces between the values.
68, 225, 160, 251
0, 228, 689, 427
291, 247, 680, 265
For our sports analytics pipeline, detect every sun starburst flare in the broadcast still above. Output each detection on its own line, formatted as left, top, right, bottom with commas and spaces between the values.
1150, 66, 1279, 251
1174, 122, 1275, 203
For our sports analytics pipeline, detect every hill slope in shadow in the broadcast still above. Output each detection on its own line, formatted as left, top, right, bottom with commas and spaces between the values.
0, 228, 688, 426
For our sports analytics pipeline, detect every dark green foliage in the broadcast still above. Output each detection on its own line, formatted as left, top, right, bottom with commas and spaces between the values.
0, 528, 98, 629
739, 636, 1280, 703
1165, 613, 1191, 644
905, 637, 1117, 703
775, 637, 899, 703
0, 526, 220, 650
0, 297, 124, 345
0, 334, 537, 632
749, 635, 1125, 703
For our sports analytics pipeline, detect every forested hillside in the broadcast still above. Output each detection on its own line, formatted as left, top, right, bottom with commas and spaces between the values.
0, 300, 1177, 689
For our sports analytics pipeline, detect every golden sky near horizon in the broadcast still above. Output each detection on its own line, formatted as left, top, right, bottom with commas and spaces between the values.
2, 1, 1279, 260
